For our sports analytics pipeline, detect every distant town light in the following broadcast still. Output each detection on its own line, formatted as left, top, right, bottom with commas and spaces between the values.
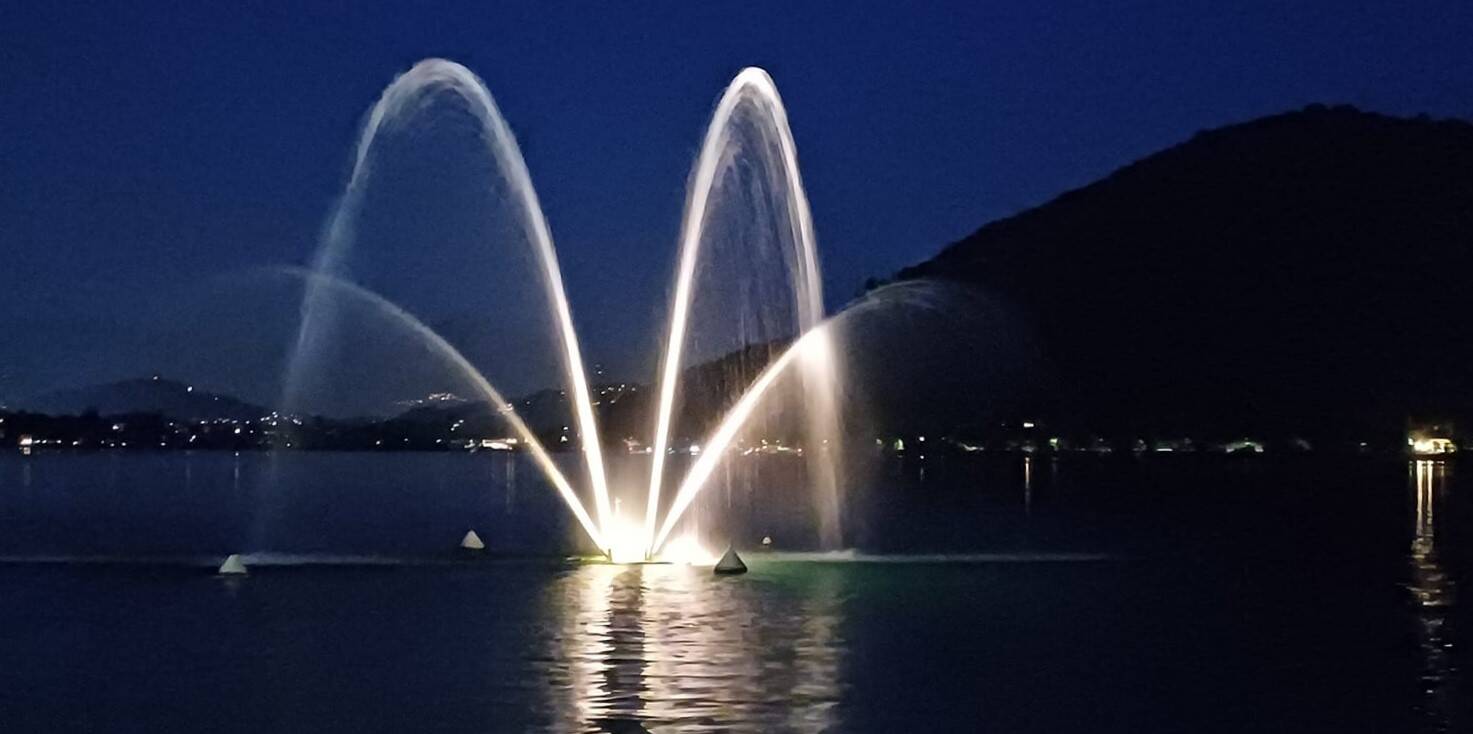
1223, 438, 1265, 454
1410, 433, 1456, 456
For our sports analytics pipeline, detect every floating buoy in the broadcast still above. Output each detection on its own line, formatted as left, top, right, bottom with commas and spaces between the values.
713, 546, 747, 575
218, 554, 248, 576
460, 530, 485, 551
761, 535, 773, 550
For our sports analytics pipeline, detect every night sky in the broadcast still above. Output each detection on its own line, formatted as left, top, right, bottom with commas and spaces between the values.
3, 2, 1471, 409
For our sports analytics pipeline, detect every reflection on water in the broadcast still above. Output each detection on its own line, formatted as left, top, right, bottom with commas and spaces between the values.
1410, 460, 1457, 731
538, 564, 843, 732
1023, 456, 1033, 514
3, 453, 1473, 731
504, 454, 517, 514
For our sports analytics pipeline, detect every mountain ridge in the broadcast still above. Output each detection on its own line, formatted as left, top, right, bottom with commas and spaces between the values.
20, 376, 268, 421
888, 104, 1473, 440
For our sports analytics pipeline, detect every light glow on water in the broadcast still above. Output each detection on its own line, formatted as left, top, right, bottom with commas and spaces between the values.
655, 534, 718, 566
603, 500, 646, 564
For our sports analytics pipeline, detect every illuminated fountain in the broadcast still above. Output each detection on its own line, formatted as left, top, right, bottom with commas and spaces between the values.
286, 59, 843, 563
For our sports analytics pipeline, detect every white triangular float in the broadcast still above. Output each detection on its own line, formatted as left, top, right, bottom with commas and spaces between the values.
460, 530, 485, 551
218, 554, 248, 575
713, 546, 747, 575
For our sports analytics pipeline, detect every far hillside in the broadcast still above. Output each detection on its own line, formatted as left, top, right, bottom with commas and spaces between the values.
880, 105, 1473, 444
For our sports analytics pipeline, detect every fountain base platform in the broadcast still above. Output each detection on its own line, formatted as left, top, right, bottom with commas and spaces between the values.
460, 530, 485, 551
218, 554, 248, 576
714, 547, 748, 575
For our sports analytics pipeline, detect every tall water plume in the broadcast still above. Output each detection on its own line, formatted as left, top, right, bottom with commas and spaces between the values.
286, 60, 845, 560
644, 68, 843, 555
284, 59, 613, 547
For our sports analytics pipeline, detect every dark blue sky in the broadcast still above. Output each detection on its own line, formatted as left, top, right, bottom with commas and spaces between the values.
3, 1, 1471, 407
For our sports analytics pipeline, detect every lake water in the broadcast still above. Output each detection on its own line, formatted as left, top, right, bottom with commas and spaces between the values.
0, 452, 1467, 732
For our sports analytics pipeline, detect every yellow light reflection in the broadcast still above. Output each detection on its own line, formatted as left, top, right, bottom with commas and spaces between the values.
541, 563, 842, 731
1409, 459, 1455, 727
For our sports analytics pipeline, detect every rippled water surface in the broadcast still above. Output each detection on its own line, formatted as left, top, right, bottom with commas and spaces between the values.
0, 453, 1468, 732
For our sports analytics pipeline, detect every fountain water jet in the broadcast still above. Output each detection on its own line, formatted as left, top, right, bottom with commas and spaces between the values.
290, 60, 843, 562
652, 327, 831, 554
287, 59, 615, 544
652, 280, 959, 554
645, 67, 842, 557
275, 266, 605, 550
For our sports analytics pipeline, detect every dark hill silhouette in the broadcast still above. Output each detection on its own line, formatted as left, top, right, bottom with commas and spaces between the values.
893, 105, 1473, 443
21, 376, 266, 421
391, 341, 793, 446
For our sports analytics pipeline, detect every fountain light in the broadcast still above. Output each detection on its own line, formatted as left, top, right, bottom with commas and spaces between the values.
1410, 433, 1456, 456
603, 500, 647, 564
656, 534, 718, 566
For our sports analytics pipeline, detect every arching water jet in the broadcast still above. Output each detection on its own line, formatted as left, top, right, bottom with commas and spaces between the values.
653, 327, 831, 554
644, 67, 841, 557
649, 280, 960, 556
288, 60, 848, 563
287, 58, 615, 545
275, 266, 605, 551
